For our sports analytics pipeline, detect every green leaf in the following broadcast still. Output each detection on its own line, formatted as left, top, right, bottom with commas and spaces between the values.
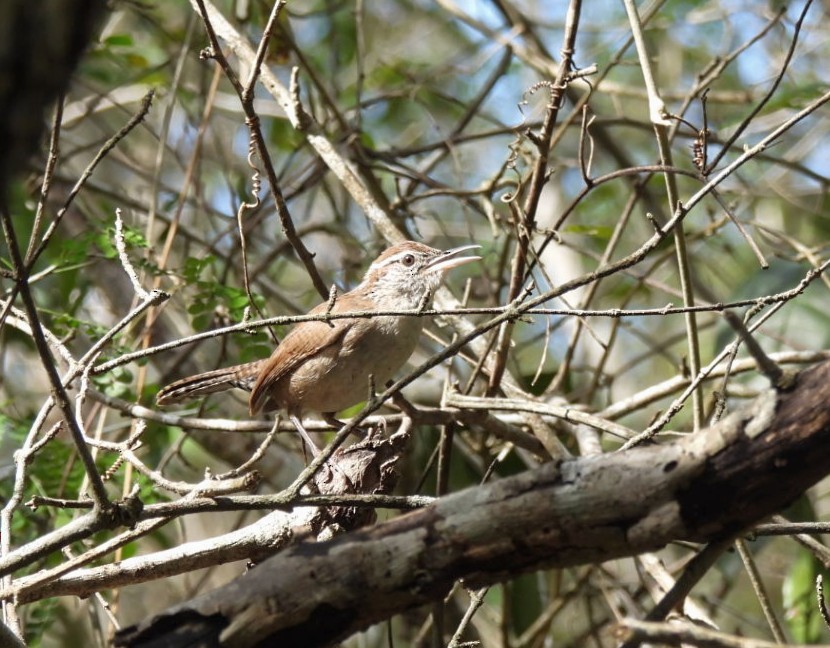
92, 366, 135, 399
182, 256, 216, 283
121, 226, 149, 249
783, 549, 824, 643
95, 230, 118, 259
267, 118, 305, 151
103, 34, 134, 47
228, 290, 251, 310
238, 337, 272, 363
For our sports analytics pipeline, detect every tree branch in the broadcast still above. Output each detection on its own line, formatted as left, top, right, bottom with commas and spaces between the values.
118, 360, 830, 647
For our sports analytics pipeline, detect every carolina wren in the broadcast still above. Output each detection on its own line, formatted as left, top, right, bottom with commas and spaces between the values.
157, 241, 480, 446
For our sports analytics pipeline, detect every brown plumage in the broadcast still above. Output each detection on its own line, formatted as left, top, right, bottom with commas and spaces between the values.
157, 241, 480, 448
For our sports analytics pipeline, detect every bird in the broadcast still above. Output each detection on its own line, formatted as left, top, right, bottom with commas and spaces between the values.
156, 240, 480, 449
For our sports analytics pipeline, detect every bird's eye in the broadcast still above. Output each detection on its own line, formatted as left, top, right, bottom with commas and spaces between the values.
401, 254, 415, 266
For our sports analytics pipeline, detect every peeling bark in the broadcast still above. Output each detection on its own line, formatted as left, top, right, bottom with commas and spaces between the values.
116, 361, 830, 648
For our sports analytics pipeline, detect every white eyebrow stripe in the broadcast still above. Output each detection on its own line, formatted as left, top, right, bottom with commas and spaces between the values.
370, 251, 412, 270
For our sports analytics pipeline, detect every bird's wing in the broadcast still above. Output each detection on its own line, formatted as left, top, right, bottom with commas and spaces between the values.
248, 300, 353, 415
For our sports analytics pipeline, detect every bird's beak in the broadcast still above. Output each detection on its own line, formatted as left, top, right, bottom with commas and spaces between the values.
425, 244, 481, 274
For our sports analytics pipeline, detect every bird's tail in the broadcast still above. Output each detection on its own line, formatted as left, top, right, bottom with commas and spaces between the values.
156, 360, 263, 406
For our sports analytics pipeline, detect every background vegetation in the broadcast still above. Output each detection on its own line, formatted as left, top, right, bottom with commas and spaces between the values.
1, 0, 830, 645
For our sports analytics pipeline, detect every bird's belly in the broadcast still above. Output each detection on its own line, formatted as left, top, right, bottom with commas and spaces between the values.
284, 315, 423, 414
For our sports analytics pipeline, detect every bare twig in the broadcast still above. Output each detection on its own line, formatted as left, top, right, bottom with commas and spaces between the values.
0, 206, 110, 508
618, 537, 735, 648
735, 538, 787, 642
26, 90, 154, 271
193, 0, 329, 299
488, 0, 582, 395
817, 575, 830, 631
618, 619, 797, 648
704, 0, 815, 174
623, 0, 702, 430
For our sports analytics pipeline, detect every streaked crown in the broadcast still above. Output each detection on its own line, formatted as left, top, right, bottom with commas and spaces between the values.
360, 241, 479, 309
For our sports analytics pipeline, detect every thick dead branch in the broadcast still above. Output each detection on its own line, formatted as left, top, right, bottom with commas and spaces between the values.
4, 426, 411, 605
116, 360, 830, 647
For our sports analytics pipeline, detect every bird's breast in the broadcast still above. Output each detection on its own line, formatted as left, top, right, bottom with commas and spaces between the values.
280, 314, 425, 414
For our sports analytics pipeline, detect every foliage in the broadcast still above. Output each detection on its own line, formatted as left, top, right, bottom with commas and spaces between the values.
1, 0, 829, 645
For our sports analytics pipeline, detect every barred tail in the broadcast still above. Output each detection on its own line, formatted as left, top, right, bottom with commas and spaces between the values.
156, 360, 263, 406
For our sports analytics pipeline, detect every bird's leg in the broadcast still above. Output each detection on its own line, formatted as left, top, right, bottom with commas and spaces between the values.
323, 412, 377, 439
323, 413, 359, 437
289, 414, 320, 457
323, 413, 345, 429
